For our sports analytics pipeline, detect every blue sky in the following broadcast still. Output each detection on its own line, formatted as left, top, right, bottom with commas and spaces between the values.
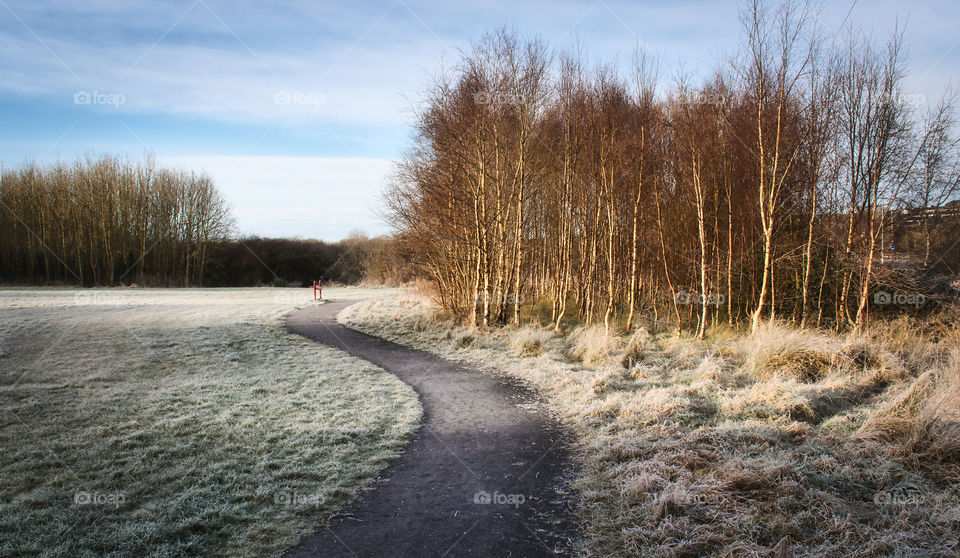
1, 0, 957, 240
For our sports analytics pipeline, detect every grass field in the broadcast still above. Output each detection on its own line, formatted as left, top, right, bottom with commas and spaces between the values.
0, 287, 421, 557
340, 292, 960, 557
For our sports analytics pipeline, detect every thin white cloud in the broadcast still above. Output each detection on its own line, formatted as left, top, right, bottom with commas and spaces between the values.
159, 155, 395, 241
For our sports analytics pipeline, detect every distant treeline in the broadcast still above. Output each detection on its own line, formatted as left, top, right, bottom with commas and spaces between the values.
0, 155, 414, 287
387, 2, 960, 334
202, 234, 416, 287
1, 155, 230, 286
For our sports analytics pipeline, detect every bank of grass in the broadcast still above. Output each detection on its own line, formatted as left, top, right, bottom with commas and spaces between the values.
0, 288, 420, 557
340, 293, 960, 556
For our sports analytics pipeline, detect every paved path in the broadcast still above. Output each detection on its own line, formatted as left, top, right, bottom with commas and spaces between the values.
283, 301, 577, 558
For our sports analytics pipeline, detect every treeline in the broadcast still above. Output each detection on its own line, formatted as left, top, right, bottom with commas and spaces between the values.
0, 155, 414, 287
386, 0, 960, 334
202, 233, 416, 287
1, 155, 230, 286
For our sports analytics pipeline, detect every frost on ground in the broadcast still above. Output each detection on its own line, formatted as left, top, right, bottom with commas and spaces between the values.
0, 287, 419, 557
340, 293, 960, 557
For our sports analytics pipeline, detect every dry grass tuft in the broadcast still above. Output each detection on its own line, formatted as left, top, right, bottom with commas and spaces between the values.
620, 327, 651, 369
453, 331, 477, 348
740, 322, 837, 381
566, 326, 622, 366
914, 356, 960, 462
861, 371, 937, 438
862, 349, 960, 464
508, 325, 553, 357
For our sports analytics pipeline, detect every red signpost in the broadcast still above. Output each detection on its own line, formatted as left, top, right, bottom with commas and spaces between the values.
313, 280, 322, 300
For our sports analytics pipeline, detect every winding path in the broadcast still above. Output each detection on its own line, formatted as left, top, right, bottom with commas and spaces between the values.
284, 301, 577, 558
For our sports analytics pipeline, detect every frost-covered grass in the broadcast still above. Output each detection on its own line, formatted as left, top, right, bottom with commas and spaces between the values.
0, 287, 420, 557
340, 292, 960, 557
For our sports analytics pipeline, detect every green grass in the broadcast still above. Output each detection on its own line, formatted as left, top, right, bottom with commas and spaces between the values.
0, 288, 421, 557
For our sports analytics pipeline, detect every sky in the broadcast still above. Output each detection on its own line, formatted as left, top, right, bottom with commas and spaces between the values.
1, 0, 958, 241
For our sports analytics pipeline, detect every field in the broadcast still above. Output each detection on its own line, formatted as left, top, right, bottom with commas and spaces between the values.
5, 284, 958, 557
0, 287, 421, 557
340, 293, 960, 557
